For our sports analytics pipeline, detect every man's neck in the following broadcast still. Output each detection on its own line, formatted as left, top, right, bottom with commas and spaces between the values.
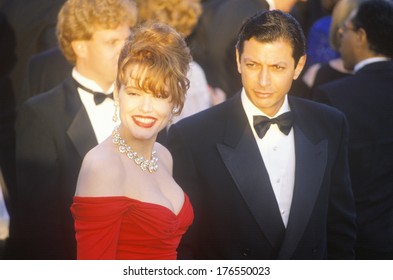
72, 67, 114, 93
354, 56, 390, 73
74, 65, 112, 92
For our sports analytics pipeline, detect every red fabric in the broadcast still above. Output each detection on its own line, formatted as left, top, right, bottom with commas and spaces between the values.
70, 194, 193, 260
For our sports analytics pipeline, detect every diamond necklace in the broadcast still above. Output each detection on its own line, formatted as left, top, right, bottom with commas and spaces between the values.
112, 125, 159, 173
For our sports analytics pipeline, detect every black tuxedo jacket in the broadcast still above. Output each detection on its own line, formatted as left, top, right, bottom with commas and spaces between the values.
18, 47, 72, 110
314, 61, 393, 254
6, 77, 97, 259
167, 93, 356, 259
1, 0, 65, 97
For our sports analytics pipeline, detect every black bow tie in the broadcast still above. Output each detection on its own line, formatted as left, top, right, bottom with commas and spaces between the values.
74, 80, 114, 105
253, 112, 294, 139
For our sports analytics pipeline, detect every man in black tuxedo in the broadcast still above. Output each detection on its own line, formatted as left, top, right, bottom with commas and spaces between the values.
314, 0, 393, 259
167, 10, 356, 259
5, 0, 137, 259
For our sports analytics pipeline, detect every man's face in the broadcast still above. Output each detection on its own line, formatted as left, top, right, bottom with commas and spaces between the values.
339, 13, 358, 71
82, 23, 131, 88
236, 38, 305, 117
274, 0, 301, 12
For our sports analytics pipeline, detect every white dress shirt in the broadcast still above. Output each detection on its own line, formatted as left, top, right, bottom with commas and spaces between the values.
241, 89, 295, 227
72, 69, 119, 143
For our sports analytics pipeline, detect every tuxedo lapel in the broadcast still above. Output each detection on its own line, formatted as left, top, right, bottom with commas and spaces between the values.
217, 95, 285, 249
277, 103, 328, 259
63, 78, 98, 158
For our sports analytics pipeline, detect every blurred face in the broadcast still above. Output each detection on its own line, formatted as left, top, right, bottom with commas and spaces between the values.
274, 0, 300, 12
236, 38, 305, 116
80, 23, 131, 89
115, 68, 174, 143
339, 13, 358, 70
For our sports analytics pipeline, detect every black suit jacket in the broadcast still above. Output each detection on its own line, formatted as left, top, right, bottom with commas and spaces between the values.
6, 77, 97, 259
0, 11, 17, 209
167, 93, 356, 259
1, 0, 65, 98
314, 61, 393, 254
18, 47, 72, 110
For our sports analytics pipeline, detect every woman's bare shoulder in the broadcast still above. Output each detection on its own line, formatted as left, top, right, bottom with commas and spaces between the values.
75, 140, 124, 197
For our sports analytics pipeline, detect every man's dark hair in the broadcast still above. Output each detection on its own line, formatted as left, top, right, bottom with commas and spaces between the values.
236, 10, 306, 67
351, 0, 393, 58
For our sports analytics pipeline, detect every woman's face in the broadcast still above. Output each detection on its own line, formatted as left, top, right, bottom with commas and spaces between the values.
115, 67, 174, 142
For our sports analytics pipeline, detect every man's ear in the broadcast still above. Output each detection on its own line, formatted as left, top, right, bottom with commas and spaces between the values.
71, 40, 87, 58
356, 27, 368, 49
236, 48, 242, 74
293, 55, 307, 80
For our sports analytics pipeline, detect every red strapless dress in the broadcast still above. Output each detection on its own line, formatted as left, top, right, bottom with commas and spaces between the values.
70, 194, 193, 260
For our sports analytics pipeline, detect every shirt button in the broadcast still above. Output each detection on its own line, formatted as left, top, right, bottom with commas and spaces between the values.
281, 209, 285, 215
276, 178, 281, 183
273, 146, 278, 151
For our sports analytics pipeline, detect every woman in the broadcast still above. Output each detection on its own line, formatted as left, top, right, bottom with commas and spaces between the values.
71, 22, 194, 260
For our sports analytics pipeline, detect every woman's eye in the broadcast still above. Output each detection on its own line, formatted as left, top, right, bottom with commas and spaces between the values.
155, 93, 167, 99
127, 91, 139, 96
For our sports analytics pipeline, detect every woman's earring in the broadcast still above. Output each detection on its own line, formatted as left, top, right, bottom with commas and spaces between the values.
112, 102, 119, 122
172, 107, 179, 114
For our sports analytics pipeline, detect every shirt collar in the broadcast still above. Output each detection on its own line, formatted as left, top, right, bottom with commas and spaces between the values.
354, 57, 390, 73
241, 87, 290, 121
72, 68, 114, 94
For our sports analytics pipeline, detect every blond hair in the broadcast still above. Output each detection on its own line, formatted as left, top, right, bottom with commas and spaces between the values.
56, 0, 138, 64
136, 0, 202, 37
116, 22, 191, 113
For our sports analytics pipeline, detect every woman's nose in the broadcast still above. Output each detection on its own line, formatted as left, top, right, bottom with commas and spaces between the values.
139, 94, 153, 112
